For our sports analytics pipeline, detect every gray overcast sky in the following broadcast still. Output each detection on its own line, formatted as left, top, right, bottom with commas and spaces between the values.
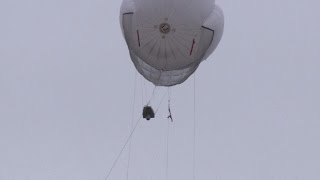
1, 0, 320, 180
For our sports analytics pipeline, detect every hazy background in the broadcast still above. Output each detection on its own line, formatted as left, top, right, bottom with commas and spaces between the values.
1, 0, 320, 179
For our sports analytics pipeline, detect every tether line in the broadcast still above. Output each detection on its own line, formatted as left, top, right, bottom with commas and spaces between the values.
126, 72, 137, 180
193, 74, 196, 180
104, 115, 143, 180
166, 116, 170, 180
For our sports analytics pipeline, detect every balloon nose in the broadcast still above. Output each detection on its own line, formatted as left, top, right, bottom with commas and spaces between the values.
159, 23, 171, 34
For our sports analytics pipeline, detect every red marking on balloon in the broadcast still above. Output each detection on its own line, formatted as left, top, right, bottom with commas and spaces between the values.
137, 30, 141, 47
190, 39, 195, 55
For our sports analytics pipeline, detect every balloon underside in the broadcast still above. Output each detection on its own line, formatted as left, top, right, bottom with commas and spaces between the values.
121, 0, 224, 86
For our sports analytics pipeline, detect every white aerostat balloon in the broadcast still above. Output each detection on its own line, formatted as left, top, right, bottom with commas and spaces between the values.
120, 0, 224, 86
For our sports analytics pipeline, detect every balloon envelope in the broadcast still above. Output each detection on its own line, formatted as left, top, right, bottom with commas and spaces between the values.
120, 0, 224, 86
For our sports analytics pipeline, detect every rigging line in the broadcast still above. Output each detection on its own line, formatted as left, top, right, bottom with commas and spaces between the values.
155, 89, 168, 114
166, 111, 170, 180
141, 76, 144, 106
104, 115, 143, 180
143, 78, 148, 104
166, 87, 171, 180
167, 87, 173, 122
126, 72, 137, 180
193, 74, 196, 180
147, 85, 157, 105
147, 71, 162, 106
141, 77, 148, 105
